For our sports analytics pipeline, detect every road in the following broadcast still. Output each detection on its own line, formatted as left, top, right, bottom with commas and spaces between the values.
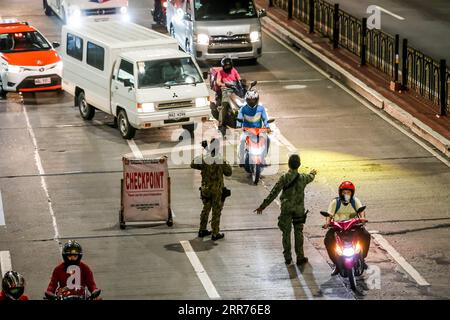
336, 0, 450, 62
0, 0, 449, 300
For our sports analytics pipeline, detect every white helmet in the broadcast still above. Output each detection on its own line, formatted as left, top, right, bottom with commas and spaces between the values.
245, 90, 259, 107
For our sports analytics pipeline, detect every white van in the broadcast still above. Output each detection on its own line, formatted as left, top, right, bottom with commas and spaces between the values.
61, 20, 211, 139
166, 0, 266, 63
43, 0, 129, 25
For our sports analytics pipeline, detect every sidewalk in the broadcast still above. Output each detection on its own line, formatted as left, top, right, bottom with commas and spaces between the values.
255, 0, 450, 158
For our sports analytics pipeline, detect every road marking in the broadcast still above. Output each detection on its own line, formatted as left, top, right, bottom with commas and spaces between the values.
0, 251, 12, 275
23, 105, 60, 241
294, 265, 315, 300
370, 232, 430, 286
0, 190, 5, 226
271, 123, 297, 154
127, 139, 144, 159
264, 29, 450, 168
376, 6, 405, 21
257, 78, 324, 84
180, 240, 220, 299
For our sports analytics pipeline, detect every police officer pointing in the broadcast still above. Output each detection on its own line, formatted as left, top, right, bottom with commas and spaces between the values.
191, 138, 232, 241
254, 154, 317, 265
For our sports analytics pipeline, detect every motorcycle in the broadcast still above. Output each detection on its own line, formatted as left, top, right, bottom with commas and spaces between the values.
239, 119, 274, 185
44, 286, 102, 300
151, 0, 167, 26
320, 206, 367, 291
207, 67, 257, 136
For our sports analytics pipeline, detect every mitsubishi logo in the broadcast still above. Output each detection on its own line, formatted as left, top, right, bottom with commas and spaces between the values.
173, 92, 178, 98
226, 31, 233, 37
36, 60, 43, 65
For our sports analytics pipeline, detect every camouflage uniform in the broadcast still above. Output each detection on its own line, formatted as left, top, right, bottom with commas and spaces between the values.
191, 154, 232, 235
259, 170, 316, 261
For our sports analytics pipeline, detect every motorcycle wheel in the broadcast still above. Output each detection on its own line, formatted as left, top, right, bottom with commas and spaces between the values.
348, 268, 357, 291
244, 153, 251, 173
252, 164, 261, 185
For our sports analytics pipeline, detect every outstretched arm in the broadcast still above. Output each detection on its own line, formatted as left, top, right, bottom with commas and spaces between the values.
255, 177, 284, 213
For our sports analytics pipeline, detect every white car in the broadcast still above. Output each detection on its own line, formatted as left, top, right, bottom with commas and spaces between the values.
0, 19, 62, 98
43, 0, 129, 25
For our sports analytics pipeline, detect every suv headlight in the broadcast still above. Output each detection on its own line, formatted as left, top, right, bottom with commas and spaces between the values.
196, 34, 209, 45
6, 64, 22, 73
250, 31, 260, 43
195, 97, 209, 108
137, 103, 155, 113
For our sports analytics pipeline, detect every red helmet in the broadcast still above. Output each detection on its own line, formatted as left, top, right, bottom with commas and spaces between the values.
338, 181, 355, 197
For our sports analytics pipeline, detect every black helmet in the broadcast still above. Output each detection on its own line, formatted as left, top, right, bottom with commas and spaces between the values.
221, 57, 233, 69
62, 240, 83, 266
2, 271, 25, 300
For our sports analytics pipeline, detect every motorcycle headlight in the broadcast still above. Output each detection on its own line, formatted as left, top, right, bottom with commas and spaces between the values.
162, 1, 168, 8
343, 247, 355, 257
250, 31, 260, 43
68, 6, 82, 25
196, 34, 209, 46
137, 103, 155, 113
6, 64, 22, 73
195, 97, 208, 108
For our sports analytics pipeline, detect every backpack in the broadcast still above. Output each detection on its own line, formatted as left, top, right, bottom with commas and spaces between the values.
334, 197, 357, 214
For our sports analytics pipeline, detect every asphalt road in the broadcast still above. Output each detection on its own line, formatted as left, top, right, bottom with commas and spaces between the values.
0, 0, 449, 300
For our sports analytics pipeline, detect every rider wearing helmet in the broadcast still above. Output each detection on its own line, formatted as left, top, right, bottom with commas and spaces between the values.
215, 57, 242, 107
45, 240, 99, 297
0, 271, 29, 300
323, 181, 370, 275
236, 89, 271, 165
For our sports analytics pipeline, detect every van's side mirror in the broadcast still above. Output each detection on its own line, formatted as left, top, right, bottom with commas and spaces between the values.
183, 13, 192, 21
202, 71, 208, 80
52, 41, 60, 48
123, 78, 134, 88
258, 9, 267, 18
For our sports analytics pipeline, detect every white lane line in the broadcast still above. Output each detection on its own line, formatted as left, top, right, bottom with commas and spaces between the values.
23, 105, 60, 241
271, 123, 297, 154
264, 29, 450, 168
0, 251, 12, 275
294, 265, 315, 300
376, 6, 405, 20
180, 240, 221, 299
0, 190, 5, 226
127, 139, 144, 159
370, 232, 430, 287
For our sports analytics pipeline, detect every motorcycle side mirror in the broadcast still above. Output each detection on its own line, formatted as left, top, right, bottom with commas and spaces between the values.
320, 211, 331, 217
202, 71, 208, 80
52, 41, 60, 48
267, 119, 275, 124
357, 206, 366, 214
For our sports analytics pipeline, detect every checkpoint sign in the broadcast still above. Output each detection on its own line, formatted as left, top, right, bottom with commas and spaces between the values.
122, 157, 169, 222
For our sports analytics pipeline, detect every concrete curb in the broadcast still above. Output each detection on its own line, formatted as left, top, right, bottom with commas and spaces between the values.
259, 14, 450, 158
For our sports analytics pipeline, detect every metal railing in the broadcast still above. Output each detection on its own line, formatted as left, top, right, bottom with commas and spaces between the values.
271, 0, 449, 115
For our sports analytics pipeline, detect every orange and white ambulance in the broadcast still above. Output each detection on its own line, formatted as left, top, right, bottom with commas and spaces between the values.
0, 19, 62, 98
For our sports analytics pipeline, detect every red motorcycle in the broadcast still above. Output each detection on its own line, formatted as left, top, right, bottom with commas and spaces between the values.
320, 206, 367, 291
241, 122, 273, 185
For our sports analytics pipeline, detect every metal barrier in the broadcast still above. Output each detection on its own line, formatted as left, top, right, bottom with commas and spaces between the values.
271, 0, 449, 115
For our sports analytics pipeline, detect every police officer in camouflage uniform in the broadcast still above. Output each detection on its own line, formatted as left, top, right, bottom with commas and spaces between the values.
254, 154, 317, 265
191, 138, 232, 241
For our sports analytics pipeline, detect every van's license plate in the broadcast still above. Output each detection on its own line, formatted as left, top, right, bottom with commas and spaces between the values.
35, 77, 51, 85
168, 110, 186, 119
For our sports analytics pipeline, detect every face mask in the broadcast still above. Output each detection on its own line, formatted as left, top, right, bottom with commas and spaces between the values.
343, 194, 351, 203
224, 67, 232, 73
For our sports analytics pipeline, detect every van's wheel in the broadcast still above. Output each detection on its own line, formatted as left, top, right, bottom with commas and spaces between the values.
77, 91, 95, 120
0, 86, 6, 99
43, 0, 53, 16
118, 109, 136, 139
